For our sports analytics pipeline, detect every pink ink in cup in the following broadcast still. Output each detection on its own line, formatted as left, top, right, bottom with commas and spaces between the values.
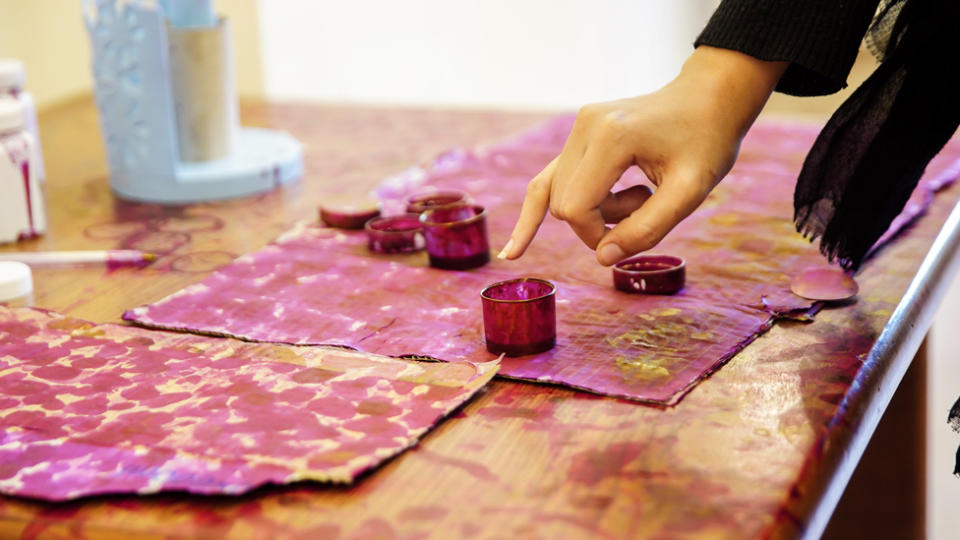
365, 214, 425, 254
612, 254, 685, 295
405, 190, 468, 214
481, 278, 557, 356
419, 204, 490, 270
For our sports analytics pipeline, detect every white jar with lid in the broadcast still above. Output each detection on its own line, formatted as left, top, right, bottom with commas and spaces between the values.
0, 59, 43, 183
0, 261, 33, 307
0, 98, 46, 244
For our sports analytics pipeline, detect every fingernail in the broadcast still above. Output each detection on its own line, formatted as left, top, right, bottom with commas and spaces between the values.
497, 239, 515, 260
597, 243, 625, 266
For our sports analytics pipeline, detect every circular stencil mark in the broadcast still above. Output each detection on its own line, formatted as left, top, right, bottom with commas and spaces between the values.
790, 268, 859, 301
84, 221, 149, 240
170, 251, 238, 273
149, 215, 224, 233
121, 231, 190, 255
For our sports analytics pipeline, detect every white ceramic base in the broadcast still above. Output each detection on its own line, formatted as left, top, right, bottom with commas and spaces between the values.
110, 127, 302, 204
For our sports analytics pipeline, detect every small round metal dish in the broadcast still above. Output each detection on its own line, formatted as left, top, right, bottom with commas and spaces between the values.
319, 197, 382, 229
612, 254, 685, 295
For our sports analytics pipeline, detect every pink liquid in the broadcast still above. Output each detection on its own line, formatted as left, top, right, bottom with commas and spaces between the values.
612, 254, 685, 295
366, 214, 424, 254
21, 160, 34, 237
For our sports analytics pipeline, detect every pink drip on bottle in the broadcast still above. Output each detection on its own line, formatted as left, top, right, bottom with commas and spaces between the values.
21, 160, 35, 237
3, 135, 37, 240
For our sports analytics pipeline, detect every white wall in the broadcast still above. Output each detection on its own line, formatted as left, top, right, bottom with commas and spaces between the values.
0, 0, 92, 107
0, 0, 263, 108
257, 0, 715, 110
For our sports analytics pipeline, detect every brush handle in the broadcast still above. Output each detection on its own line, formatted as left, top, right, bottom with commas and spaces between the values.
0, 250, 153, 266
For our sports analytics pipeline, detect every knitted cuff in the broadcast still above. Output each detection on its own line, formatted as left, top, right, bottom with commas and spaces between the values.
695, 0, 880, 96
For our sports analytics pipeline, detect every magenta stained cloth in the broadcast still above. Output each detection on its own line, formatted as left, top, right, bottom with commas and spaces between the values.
125, 117, 960, 405
0, 307, 496, 501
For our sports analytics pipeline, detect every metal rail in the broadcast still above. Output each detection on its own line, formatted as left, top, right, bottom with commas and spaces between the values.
804, 199, 960, 539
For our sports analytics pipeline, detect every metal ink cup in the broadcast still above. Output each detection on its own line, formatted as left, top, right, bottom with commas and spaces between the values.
405, 190, 468, 214
419, 204, 490, 270
481, 278, 557, 356
612, 254, 685, 295
319, 197, 382, 229
365, 214, 425, 254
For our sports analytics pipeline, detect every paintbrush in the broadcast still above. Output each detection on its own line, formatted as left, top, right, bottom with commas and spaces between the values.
0, 250, 157, 268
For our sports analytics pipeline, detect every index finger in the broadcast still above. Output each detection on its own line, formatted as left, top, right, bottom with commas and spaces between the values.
498, 157, 559, 260
553, 143, 630, 249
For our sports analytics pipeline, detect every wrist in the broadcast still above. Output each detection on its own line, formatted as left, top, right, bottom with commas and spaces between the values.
676, 46, 787, 136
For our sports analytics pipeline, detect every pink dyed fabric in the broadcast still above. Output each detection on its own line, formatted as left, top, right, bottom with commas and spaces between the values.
125, 117, 960, 405
0, 307, 496, 501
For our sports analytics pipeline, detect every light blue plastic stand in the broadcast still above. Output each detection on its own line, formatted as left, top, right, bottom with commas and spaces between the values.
83, 1, 301, 203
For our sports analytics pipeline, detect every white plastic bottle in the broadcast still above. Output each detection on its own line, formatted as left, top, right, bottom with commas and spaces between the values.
0, 98, 46, 244
0, 59, 44, 183
0, 261, 33, 307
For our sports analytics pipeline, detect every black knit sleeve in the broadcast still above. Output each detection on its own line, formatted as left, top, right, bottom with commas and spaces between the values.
695, 0, 881, 96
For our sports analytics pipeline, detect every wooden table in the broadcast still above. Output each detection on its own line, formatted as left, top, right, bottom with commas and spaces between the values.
1, 97, 958, 539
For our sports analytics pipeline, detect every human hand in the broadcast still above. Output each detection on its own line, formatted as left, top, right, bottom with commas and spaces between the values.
498, 46, 787, 266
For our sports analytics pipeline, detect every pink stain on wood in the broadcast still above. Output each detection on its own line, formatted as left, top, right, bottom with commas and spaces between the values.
21, 160, 35, 236
83, 210, 225, 268
416, 449, 499, 483
398, 505, 450, 522
566, 442, 648, 486
169, 251, 238, 273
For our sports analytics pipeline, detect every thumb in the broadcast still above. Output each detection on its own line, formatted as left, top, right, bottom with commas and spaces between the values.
595, 172, 710, 266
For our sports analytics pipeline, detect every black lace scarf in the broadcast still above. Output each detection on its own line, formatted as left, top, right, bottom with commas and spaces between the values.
951, 396, 960, 475
793, 0, 960, 270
